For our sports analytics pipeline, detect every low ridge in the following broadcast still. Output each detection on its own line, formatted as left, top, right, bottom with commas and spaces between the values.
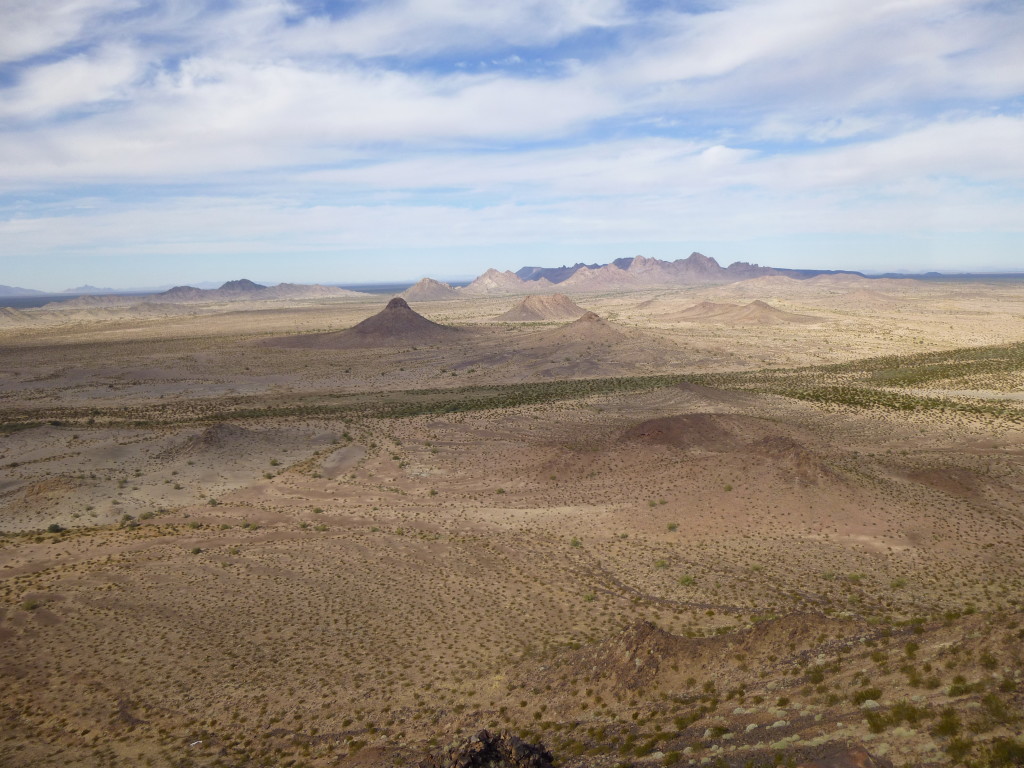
665, 299, 821, 325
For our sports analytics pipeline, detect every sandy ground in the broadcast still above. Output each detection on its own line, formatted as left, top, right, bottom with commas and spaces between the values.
1, 278, 1023, 767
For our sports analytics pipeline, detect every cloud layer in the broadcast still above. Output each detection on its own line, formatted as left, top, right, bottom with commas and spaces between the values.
1, 0, 1023, 287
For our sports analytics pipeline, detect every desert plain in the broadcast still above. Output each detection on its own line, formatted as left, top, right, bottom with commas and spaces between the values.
1, 274, 1023, 768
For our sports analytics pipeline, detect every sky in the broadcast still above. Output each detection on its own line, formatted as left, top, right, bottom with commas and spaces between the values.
1, 0, 1023, 290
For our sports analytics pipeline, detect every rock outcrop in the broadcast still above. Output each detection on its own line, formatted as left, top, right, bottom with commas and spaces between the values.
419, 730, 555, 768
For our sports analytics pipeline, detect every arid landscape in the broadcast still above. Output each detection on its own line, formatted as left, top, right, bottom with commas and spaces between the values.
2, 267, 1024, 768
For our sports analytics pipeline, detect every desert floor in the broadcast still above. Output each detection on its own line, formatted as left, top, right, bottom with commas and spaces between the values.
1, 278, 1023, 768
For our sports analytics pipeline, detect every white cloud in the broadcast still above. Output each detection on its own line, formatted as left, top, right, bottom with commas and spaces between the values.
1, 0, 1023, 279
0, 0, 140, 63
0, 44, 144, 119
274, 0, 628, 59
0, 56, 620, 184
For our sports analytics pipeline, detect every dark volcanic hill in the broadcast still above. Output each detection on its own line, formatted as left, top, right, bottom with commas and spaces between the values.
264, 297, 467, 349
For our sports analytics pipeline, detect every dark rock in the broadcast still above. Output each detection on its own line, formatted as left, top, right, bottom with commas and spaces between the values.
419, 730, 556, 768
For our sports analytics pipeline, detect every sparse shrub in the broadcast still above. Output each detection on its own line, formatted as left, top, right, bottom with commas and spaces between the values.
986, 737, 1024, 766
946, 738, 974, 762
931, 707, 960, 737
852, 687, 882, 705
667, 522, 678, 531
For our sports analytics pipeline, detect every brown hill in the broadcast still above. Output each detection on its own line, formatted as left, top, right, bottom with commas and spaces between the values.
533, 311, 628, 345
622, 413, 783, 452
494, 294, 588, 321
558, 262, 636, 291
400, 278, 460, 301
461, 269, 553, 295
621, 412, 836, 484
264, 297, 466, 349
670, 300, 741, 319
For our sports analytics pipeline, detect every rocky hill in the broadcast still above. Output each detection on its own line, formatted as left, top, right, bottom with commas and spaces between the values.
265, 297, 467, 349
401, 278, 461, 301
494, 294, 588, 321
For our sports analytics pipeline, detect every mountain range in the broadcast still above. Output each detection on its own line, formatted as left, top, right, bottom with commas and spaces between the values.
5, 253, 1023, 303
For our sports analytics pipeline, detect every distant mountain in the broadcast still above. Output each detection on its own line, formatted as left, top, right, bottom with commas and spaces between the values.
550, 253, 775, 289
218, 279, 266, 293
507, 253, 867, 291
145, 279, 368, 303
0, 285, 46, 297
400, 278, 461, 301
62, 285, 116, 294
48, 279, 370, 308
515, 262, 603, 284
460, 268, 554, 295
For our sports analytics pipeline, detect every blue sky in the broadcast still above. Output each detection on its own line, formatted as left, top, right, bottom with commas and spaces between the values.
1, 0, 1023, 290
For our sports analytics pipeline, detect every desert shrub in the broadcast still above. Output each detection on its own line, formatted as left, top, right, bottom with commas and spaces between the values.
931, 707, 960, 737
946, 738, 973, 762
986, 737, 1024, 766
852, 688, 882, 705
